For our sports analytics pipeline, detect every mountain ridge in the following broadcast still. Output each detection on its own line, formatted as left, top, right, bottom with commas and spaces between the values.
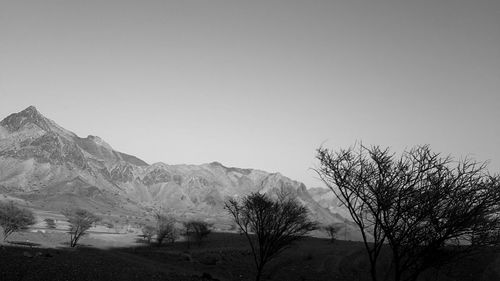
0, 106, 348, 230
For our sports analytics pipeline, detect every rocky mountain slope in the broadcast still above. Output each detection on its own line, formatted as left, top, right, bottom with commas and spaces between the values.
308, 187, 352, 221
0, 106, 348, 229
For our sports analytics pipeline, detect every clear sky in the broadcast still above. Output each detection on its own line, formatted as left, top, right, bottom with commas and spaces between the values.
1, 0, 499, 187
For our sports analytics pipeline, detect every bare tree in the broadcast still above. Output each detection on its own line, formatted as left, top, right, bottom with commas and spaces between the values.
0, 201, 36, 241
316, 144, 500, 281
225, 192, 317, 281
154, 212, 178, 246
63, 208, 100, 247
323, 223, 341, 243
184, 220, 211, 247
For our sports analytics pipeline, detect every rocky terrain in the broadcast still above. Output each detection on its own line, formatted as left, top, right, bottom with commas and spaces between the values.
0, 106, 349, 230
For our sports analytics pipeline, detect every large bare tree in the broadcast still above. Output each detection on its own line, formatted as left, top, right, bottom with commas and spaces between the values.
225, 192, 317, 281
316, 144, 500, 281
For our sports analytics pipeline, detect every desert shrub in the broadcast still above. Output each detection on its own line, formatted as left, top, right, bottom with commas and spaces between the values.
184, 220, 211, 247
44, 218, 56, 229
154, 213, 178, 246
0, 201, 36, 241
63, 208, 100, 247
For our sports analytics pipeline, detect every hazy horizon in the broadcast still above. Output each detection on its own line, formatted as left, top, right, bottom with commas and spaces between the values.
1, 0, 499, 188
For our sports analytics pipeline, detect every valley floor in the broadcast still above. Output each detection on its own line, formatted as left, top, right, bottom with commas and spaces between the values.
1, 231, 500, 281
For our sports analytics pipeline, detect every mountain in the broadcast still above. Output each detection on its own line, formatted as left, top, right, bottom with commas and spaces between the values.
0, 106, 349, 230
308, 187, 352, 221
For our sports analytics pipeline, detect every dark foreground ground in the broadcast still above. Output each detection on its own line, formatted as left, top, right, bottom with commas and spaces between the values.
1, 232, 500, 281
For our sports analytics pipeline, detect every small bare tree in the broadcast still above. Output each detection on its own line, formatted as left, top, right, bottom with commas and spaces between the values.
323, 223, 341, 243
316, 144, 500, 281
225, 192, 317, 281
0, 202, 36, 241
184, 220, 211, 247
63, 208, 100, 247
154, 212, 178, 246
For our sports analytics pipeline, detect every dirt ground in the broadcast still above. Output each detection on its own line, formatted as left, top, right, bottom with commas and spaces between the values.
1, 231, 500, 281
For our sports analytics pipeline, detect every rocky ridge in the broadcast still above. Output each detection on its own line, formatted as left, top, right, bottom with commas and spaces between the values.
0, 106, 347, 228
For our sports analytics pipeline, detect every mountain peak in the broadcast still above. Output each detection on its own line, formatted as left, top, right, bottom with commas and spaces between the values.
209, 161, 225, 167
0, 105, 51, 132
23, 105, 39, 114
17, 106, 45, 120
18, 106, 44, 120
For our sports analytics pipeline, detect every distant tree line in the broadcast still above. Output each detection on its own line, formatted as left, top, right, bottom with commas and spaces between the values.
140, 211, 212, 248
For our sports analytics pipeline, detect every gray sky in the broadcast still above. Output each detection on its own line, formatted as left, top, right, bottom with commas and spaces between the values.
1, 0, 499, 187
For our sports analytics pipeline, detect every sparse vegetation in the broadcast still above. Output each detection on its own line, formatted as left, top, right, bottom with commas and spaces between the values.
184, 220, 211, 247
225, 192, 317, 281
323, 223, 341, 243
316, 144, 500, 281
44, 218, 56, 229
63, 208, 100, 247
154, 212, 178, 246
0, 201, 36, 241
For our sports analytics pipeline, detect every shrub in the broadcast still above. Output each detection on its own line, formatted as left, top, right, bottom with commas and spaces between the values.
184, 220, 211, 247
44, 218, 56, 229
154, 213, 178, 246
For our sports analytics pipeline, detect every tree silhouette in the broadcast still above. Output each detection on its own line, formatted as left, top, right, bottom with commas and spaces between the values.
316, 144, 500, 281
323, 223, 341, 243
184, 220, 211, 247
225, 192, 317, 281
